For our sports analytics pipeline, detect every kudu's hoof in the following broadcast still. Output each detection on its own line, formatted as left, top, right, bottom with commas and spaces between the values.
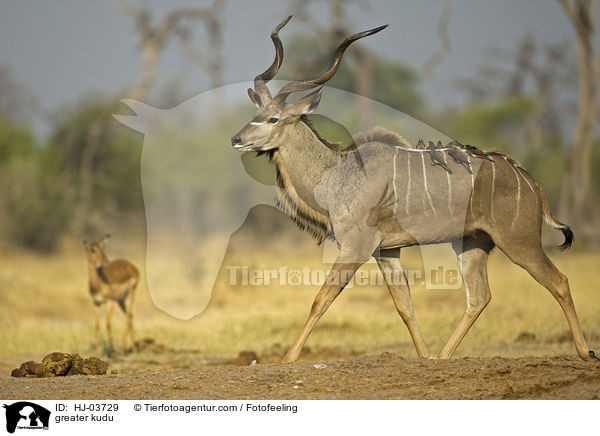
589, 350, 600, 361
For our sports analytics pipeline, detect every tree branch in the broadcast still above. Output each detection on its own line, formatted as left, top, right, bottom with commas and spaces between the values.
422, 0, 453, 76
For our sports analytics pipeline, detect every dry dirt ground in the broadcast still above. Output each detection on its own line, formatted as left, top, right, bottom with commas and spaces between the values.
2, 349, 600, 400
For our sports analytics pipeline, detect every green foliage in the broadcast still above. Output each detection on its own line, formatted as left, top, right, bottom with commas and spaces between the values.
49, 97, 143, 222
590, 140, 600, 199
329, 56, 424, 114
0, 118, 73, 250
522, 142, 565, 208
0, 96, 145, 251
442, 97, 536, 154
0, 117, 34, 161
439, 97, 576, 209
281, 35, 424, 115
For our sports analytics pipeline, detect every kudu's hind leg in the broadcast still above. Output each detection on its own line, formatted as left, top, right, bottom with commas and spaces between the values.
502, 246, 591, 360
439, 237, 494, 359
375, 248, 429, 358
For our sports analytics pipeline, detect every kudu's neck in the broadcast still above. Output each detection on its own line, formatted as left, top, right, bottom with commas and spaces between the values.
275, 119, 339, 212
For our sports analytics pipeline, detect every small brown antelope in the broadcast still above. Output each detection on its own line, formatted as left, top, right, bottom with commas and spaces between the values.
231, 17, 598, 362
84, 234, 139, 354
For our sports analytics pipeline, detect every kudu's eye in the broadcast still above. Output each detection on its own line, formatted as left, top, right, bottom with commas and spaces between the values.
268, 117, 279, 124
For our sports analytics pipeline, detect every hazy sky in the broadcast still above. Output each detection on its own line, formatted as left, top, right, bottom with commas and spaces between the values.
1, 0, 597, 136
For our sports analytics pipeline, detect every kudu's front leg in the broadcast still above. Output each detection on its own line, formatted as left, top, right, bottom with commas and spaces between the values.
282, 256, 363, 363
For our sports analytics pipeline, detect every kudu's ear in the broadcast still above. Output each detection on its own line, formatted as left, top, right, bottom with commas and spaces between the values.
247, 88, 262, 108
291, 87, 323, 115
100, 234, 111, 246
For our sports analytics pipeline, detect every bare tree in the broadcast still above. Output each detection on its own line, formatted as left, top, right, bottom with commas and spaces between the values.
455, 35, 575, 154
422, 0, 453, 77
289, 0, 376, 129
0, 67, 39, 123
558, 0, 597, 226
116, 0, 225, 100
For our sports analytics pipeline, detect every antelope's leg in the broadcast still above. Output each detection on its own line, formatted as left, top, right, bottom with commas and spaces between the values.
93, 303, 102, 352
105, 300, 115, 355
375, 248, 429, 358
120, 311, 133, 354
439, 237, 493, 359
121, 285, 136, 353
282, 259, 362, 363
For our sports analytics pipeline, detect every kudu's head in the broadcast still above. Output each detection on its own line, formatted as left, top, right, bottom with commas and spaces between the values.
83, 234, 110, 266
231, 16, 387, 152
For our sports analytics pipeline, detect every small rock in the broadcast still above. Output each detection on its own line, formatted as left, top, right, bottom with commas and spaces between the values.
249, 360, 257, 367
313, 363, 327, 369
11, 368, 26, 377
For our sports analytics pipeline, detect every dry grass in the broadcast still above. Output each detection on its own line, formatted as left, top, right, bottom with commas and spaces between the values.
1, 239, 599, 364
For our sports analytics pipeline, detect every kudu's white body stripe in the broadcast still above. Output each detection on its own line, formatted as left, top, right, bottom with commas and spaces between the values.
446, 168, 453, 216
405, 152, 411, 215
392, 148, 399, 218
517, 167, 536, 198
420, 153, 437, 215
490, 160, 496, 222
505, 157, 522, 228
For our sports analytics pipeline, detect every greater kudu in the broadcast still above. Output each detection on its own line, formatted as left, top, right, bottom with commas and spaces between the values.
231, 17, 596, 362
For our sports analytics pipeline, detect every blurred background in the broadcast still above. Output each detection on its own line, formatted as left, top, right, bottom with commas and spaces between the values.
0, 0, 599, 364
1, 0, 599, 251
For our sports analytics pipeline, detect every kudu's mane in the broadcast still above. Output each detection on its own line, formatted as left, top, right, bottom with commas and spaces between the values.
353, 126, 411, 148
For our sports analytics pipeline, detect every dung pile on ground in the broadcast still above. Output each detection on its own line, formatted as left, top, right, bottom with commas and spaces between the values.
228, 350, 259, 366
11, 352, 108, 378
515, 331, 537, 343
134, 337, 168, 353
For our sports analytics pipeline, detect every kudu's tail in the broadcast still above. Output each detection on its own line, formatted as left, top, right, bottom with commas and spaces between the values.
541, 194, 573, 250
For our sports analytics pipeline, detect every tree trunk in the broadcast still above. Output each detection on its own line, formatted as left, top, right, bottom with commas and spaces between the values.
558, 0, 597, 230
129, 44, 160, 100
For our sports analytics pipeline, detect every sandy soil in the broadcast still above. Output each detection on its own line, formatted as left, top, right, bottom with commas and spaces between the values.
2, 350, 600, 400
